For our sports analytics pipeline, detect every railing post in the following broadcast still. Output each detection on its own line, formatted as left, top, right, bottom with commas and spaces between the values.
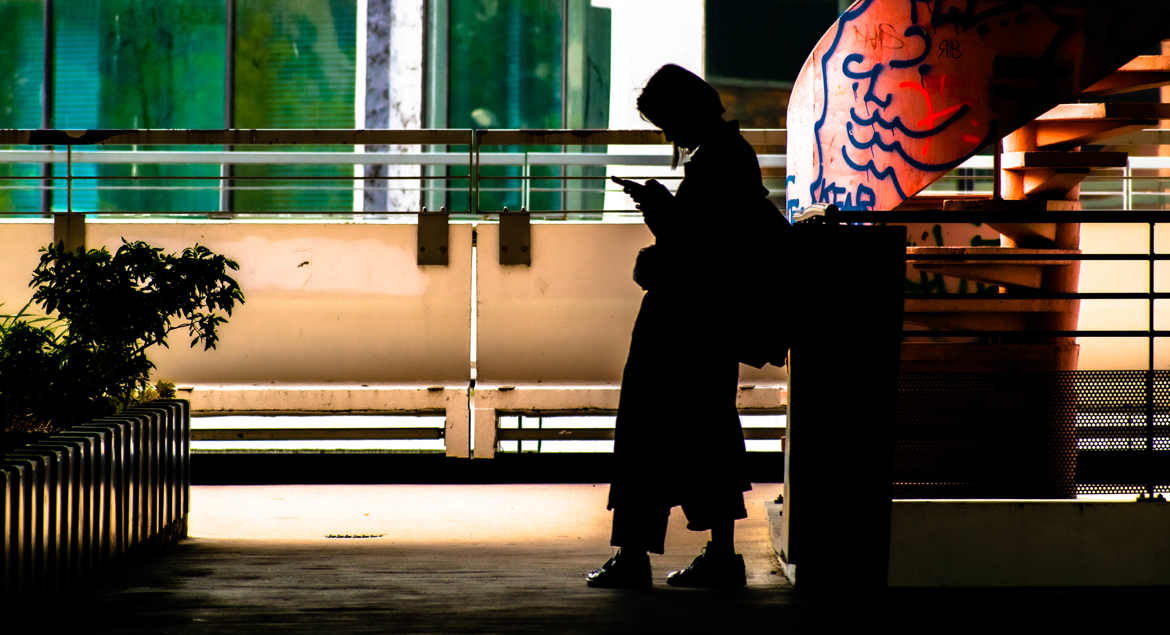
417, 206, 451, 265
472, 405, 498, 459
471, 129, 480, 213
1144, 221, 1157, 500
499, 207, 531, 266
444, 388, 471, 458
52, 143, 85, 251
1124, 159, 1133, 211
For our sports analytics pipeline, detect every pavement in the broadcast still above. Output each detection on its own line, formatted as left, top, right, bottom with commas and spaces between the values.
43, 483, 809, 633
21, 482, 1166, 633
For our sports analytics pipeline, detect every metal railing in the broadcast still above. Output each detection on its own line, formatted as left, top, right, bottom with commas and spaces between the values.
2, 129, 1170, 484
3, 128, 1170, 216
822, 209, 1169, 499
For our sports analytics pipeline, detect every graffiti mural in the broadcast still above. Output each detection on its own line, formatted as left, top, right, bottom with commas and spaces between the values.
787, 0, 1078, 213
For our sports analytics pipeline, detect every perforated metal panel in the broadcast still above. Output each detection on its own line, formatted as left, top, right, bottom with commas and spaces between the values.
894, 371, 1170, 498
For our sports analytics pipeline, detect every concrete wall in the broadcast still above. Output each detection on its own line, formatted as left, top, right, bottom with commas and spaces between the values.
888, 500, 1170, 587
1, 218, 1165, 382
0, 221, 53, 315
1077, 223, 1170, 369
85, 221, 472, 385
476, 223, 785, 385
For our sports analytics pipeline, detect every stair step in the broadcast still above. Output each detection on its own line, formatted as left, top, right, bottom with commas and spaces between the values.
1081, 55, 1170, 97
909, 247, 1079, 288
1032, 103, 1166, 148
906, 313, 1029, 333
1001, 151, 1127, 170
895, 193, 989, 211
1036, 103, 1170, 121
940, 199, 1080, 247
905, 298, 1076, 313
900, 341, 1080, 373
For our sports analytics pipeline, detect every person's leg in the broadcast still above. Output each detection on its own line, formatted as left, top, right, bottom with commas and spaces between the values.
610, 505, 670, 555
587, 505, 669, 588
667, 505, 746, 588
708, 517, 735, 556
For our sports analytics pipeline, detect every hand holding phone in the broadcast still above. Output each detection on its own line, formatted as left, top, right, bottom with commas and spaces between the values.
611, 175, 645, 195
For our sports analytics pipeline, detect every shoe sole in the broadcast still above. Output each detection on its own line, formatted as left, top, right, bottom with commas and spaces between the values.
586, 579, 652, 589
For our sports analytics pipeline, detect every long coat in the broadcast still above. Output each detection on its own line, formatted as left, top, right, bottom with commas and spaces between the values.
607, 121, 790, 528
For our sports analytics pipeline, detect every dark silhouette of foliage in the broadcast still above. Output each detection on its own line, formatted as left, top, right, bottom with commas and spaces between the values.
0, 240, 243, 435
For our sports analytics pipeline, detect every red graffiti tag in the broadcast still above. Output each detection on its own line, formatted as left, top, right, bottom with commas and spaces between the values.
897, 74, 973, 158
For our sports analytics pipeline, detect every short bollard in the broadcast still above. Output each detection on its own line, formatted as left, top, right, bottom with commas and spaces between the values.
51, 431, 103, 568
15, 445, 68, 588
0, 458, 38, 592
1, 463, 26, 592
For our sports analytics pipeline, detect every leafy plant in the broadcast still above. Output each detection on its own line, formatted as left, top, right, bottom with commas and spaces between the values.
0, 240, 244, 435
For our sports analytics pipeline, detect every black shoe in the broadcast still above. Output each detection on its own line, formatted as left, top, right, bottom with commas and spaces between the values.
586, 549, 652, 589
665, 543, 746, 588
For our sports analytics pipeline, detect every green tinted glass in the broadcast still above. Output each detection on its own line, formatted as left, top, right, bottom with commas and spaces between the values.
0, 1, 44, 215
448, 0, 563, 212
233, 0, 356, 214
52, 0, 226, 215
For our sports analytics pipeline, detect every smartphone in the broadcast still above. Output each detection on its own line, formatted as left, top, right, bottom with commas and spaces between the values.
610, 175, 644, 191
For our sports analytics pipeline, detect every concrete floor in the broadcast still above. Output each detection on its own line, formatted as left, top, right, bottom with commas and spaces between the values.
28, 482, 1168, 633
51, 483, 809, 633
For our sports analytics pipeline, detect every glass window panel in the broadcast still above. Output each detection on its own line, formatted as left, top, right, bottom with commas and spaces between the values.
565, 1, 610, 214
232, 0, 356, 214
52, 0, 226, 215
705, 0, 837, 83
0, 0, 44, 216
448, 0, 563, 212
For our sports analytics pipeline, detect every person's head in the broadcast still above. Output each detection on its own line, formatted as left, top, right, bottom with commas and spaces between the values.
636, 64, 725, 166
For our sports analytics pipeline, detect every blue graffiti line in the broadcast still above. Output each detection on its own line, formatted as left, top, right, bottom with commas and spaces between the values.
842, 54, 892, 110
849, 102, 970, 140
786, 175, 800, 214
839, 147, 909, 201
890, 25, 931, 68
809, 0, 876, 208
857, 183, 876, 209
845, 118, 999, 178
812, 180, 878, 211
845, 53, 970, 139
849, 96, 970, 139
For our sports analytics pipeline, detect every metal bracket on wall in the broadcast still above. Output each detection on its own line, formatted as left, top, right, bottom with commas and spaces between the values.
417, 207, 450, 266
499, 207, 531, 266
53, 212, 85, 252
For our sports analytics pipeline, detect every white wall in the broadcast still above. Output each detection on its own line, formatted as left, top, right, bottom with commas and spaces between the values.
596, 0, 706, 210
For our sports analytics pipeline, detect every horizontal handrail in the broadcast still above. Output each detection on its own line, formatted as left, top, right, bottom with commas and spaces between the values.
826, 210, 1170, 223
0, 128, 786, 147
498, 427, 786, 442
192, 427, 444, 441
0, 129, 475, 146
0, 150, 476, 166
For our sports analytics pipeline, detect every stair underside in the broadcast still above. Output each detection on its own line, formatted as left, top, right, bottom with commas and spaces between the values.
1031, 103, 1170, 148
1081, 55, 1170, 97
910, 247, 1078, 288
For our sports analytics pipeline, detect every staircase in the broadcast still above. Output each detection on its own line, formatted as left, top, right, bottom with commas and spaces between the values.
899, 53, 1170, 373
783, 0, 1170, 498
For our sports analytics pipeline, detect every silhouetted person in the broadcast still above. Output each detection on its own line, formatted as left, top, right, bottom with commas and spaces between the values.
587, 64, 790, 589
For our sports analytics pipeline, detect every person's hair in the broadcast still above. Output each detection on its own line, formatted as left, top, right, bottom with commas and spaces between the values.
636, 64, 725, 168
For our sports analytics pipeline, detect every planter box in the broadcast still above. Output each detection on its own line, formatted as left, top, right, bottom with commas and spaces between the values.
0, 400, 189, 593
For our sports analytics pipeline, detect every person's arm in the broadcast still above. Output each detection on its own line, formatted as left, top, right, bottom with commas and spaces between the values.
612, 176, 677, 239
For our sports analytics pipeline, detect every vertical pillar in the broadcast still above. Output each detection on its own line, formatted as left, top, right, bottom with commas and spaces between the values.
364, 0, 390, 214
444, 388, 471, 458
473, 405, 497, 459
781, 223, 905, 593
366, 0, 424, 214
52, 212, 84, 252
1003, 116, 1082, 498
